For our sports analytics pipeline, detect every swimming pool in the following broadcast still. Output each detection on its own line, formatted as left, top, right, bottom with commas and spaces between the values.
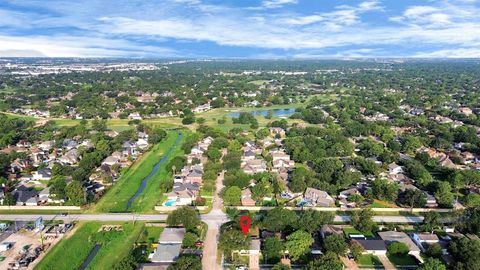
164, 199, 176, 206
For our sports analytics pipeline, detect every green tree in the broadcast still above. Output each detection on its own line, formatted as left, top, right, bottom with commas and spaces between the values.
206, 148, 222, 162
418, 258, 446, 270
114, 254, 137, 270
422, 211, 441, 233
401, 188, 426, 209
49, 176, 67, 201
387, 242, 409, 255
285, 230, 313, 261
372, 178, 399, 202
324, 234, 348, 256
166, 206, 200, 231
461, 207, 480, 236
263, 207, 298, 232
182, 232, 198, 248
65, 181, 86, 205
168, 255, 202, 270
219, 230, 250, 261
434, 181, 454, 208
465, 193, 480, 207
448, 237, 480, 270
223, 186, 242, 206
350, 208, 375, 233
350, 241, 364, 260
304, 252, 343, 270
263, 237, 284, 262
296, 210, 334, 234
272, 263, 291, 270
426, 243, 442, 258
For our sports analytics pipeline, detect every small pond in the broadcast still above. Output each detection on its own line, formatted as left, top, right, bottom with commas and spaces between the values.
227, 108, 296, 118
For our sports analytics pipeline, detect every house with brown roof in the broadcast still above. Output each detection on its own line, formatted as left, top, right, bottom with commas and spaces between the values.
303, 187, 334, 207
241, 189, 256, 206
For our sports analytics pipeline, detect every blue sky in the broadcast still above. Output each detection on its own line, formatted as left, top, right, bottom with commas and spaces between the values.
0, 0, 479, 58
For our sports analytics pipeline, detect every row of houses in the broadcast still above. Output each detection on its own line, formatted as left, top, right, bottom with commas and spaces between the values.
164, 137, 214, 206
1, 131, 150, 206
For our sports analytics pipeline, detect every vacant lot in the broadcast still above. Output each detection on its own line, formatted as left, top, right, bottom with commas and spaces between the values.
35, 222, 144, 270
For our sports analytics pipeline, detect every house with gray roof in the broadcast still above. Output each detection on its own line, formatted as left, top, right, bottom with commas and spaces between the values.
151, 228, 186, 263
378, 231, 420, 255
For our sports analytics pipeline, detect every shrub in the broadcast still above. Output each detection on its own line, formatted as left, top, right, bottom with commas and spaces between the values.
387, 242, 409, 255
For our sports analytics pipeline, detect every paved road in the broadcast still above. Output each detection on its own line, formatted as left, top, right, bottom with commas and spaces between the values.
0, 214, 424, 223
0, 214, 168, 222
201, 170, 228, 270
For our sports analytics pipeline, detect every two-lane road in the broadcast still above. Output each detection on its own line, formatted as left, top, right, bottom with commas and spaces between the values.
0, 213, 424, 223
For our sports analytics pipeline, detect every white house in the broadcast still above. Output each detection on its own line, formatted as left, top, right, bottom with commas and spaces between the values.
411, 233, 440, 252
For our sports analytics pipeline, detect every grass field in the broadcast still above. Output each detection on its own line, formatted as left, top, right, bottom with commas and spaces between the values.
370, 199, 399, 208
357, 254, 383, 268
92, 131, 187, 213
35, 222, 144, 270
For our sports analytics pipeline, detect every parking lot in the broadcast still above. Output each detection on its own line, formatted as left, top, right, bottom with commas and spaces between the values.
0, 222, 73, 270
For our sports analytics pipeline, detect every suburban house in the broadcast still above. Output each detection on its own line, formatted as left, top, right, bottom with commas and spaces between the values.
122, 141, 138, 157
12, 185, 38, 206
192, 103, 211, 113
183, 165, 204, 185
412, 233, 440, 252
424, 192, 439, 208
269, 127, 286, 137
241, 159, 267, 175
388, 163, 404, 174
353, 239, 387, 255
39, 140, 55, 151
165, 190, 196, 206
60, 149, 80, 165
32, 168, 52, 181
62, 139, 78, 150
102, 155, 120, 166
320, 225, 343, 239
151, 228, 186, 263
378, 231, 421, 256
303, 187, 334, 207
241, 189, 256, 206
38, 187, 64, 204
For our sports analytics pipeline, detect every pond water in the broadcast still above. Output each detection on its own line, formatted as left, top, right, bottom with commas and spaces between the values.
227, 108, 296, 118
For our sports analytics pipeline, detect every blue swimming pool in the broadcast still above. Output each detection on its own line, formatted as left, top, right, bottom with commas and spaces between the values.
164, 199, 176, 206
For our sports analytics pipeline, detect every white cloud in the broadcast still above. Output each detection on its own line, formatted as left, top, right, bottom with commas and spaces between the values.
1, 0, 480, 58
414, 47, 480, 58
0, 35, 176, 57
261, 0, 298, 9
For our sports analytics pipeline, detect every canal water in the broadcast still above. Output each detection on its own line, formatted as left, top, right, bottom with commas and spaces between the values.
125, 132, 183, 210
78, 244, 102, 270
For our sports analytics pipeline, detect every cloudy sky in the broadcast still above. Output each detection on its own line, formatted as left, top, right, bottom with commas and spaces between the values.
0, 0, 479, 58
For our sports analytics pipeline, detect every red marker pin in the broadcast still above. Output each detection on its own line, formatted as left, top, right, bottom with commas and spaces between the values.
239, 215, 251, 236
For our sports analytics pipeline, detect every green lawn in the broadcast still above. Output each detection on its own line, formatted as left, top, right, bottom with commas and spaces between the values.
370, 199, 399, 208
35, 222, 145, 270
92, 131, 187, 213
387, 254, 418, 266
357, 255, 383, 268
